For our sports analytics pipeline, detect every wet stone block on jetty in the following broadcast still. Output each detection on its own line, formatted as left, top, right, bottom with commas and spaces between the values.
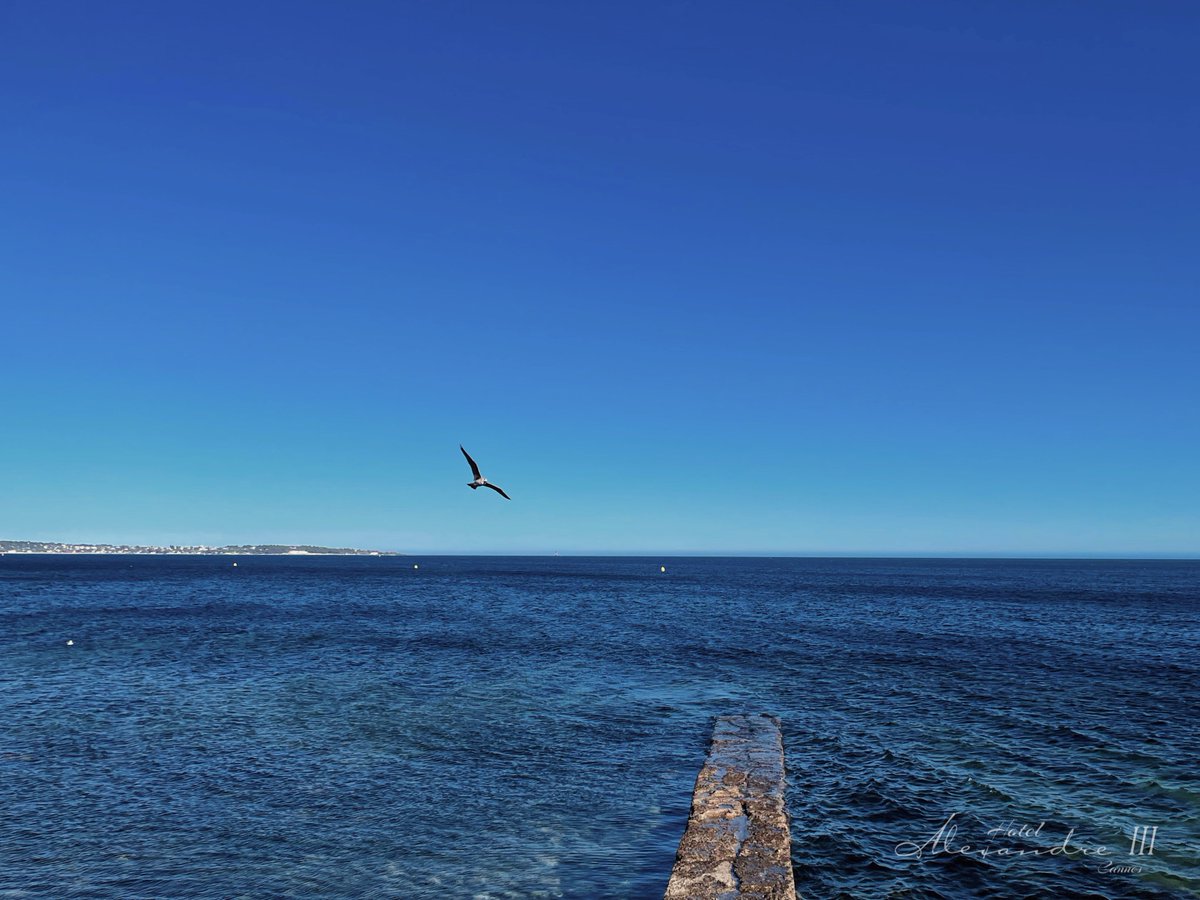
665, 713, 796, 900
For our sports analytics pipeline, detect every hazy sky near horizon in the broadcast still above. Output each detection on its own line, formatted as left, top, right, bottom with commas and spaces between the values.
2, 1, 1197, 554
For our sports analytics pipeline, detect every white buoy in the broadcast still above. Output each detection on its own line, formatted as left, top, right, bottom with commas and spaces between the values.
413, 564, 419, 569
66, 639, 74, 646
661, 565, 666, 573
232, 562, 238, 567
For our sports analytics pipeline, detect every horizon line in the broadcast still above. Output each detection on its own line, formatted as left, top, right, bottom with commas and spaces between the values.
4, 538, 1196, 560
4, 551, 1198, 561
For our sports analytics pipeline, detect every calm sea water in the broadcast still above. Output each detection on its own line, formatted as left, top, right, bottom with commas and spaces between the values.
1, 556, 1196, 898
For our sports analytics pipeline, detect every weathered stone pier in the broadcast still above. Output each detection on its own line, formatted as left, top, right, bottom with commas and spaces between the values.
665, 714, 796, 900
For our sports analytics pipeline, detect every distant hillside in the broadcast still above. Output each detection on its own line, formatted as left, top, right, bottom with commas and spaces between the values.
0, 540, 399, 556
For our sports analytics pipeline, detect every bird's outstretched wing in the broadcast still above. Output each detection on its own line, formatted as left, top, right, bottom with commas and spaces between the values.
460, 445, 482, 480
484, 482, 511, 500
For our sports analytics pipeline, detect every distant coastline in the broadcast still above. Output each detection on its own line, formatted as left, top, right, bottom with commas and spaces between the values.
0, 540, 399, 556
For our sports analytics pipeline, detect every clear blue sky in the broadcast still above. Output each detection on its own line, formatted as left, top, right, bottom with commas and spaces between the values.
2, 1, 1196, 555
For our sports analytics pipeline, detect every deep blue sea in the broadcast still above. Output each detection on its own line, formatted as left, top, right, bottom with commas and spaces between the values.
1, 556, 1197, 898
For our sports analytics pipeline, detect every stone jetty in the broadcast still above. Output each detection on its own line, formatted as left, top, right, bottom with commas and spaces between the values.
664, 714, 796, 899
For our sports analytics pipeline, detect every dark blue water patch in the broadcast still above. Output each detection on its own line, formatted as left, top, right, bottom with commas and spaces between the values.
0, 555, 1197, 898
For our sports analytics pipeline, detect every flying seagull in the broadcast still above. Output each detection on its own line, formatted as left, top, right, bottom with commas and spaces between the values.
461, 445, 511, 500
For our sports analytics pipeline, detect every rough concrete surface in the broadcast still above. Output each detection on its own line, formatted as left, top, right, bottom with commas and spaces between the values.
665, 714, 796, 900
